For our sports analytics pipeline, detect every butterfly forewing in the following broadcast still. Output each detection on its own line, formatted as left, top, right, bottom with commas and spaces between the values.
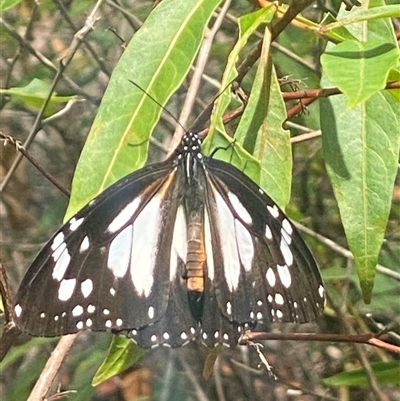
15, 131, 325, 348
15, 159, 182, 336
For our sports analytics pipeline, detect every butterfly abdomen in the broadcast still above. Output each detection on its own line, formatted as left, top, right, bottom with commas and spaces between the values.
185, 218, 206, 292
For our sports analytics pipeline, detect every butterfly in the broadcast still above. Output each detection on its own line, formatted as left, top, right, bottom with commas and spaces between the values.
14, 131, 325, 348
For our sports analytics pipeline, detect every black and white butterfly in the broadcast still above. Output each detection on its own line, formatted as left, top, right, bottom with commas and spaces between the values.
14, 131, 325, 348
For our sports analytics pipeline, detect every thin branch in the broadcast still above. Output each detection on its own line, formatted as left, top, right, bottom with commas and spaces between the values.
283, 81, 400, 101
105, 0, 144, 31
0, 132, 70, 197
0, 262, 21, 362
290, 130, 321, 143
27, 334, 79, 401
241, 332, 400, 354
52, 0, 112, 76
169, 0, 232, 153
327, 293, 390, 401
293, 222, 400, 281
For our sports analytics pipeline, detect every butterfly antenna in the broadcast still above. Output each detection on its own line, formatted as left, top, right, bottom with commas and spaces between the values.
128, 80, 187, 134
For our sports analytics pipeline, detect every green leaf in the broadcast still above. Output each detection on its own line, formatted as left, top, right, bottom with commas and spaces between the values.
0, 0, 23, 12
321, 0, 400, 302
92, 335, 146, 386
235, 28, 291, 209
204, 5, 281, 201
321, 39, 400, 108
321, 90, 400, 303
322, 361, 400, 386
0, 78, 76, 115
202, 346, 223, 380
322, 5, 400, 32
205, 5, 277, 153
66, 0, 222, 219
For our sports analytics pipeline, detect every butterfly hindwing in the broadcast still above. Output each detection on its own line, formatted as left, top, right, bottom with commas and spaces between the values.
202, 156, 325, 327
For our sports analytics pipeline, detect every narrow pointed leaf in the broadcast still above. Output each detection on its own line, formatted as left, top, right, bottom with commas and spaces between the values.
321, 91, 400, 302
92, 336, 146, 386
66, 0, 222, 219
235, 28, 291, 209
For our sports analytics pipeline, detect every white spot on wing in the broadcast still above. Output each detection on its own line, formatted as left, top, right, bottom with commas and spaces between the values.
148, 306, 154, 319
266, 268, 276, 287
319, 285, 325, 299
280, 238, 294, 266
72, 305, 84, 316
228, 192, 252, 224
51, 241, 66, 262
81, 279, 93, 298
79, 236, 90, 252
277, 264, 292, 288
15, 304, 22, 317
267, 204, 279, 218
204, 207, 214, 280
130, 195, 163, 297
108, 225, 132, 277
51, 232, 65, 251
52, 246, 71, 281
170, 205, 187, 280
107, 197, 141, 234
226, 301, 232, 315
281, 226, 293, 246
87, 304, 95, 313
214, 189, 240, 291
58, 278, 76, 301
275, 293, 284, 305
69, 217, 84, 231
282, 218, 293, 234
235, 220, 254, 272
265, 225, 272, 240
